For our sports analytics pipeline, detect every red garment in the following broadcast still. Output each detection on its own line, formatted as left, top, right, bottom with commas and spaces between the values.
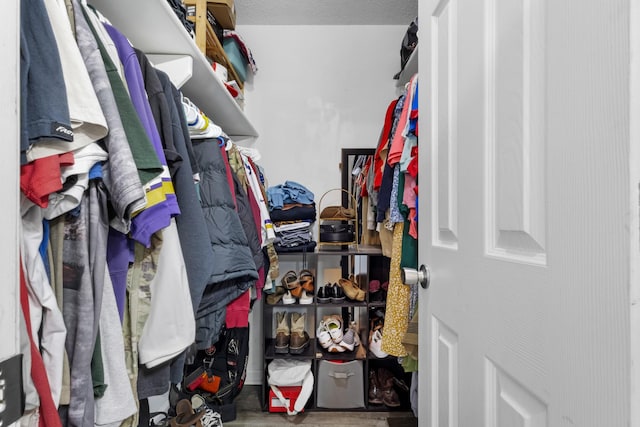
20, 262, 62, 427
246, 157, 268, 202
407, 146, 419, 178
358, 156, 372, 197
225, 290, 250, 328
373, 99, 398, 190
20, 152, 74, 207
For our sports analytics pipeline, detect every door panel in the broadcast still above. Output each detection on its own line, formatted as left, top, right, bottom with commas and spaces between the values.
419, 0, 633, 425
485, 359, 547, 427
432, 0, 459, 250
486, 0, 546, 263
432, 317, 459, 427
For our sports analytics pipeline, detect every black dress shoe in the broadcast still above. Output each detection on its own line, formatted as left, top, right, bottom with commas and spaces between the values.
317, 283, 332, 303
330, 283, 345, 303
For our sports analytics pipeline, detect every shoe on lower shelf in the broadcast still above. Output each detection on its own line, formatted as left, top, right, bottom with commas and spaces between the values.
369, 328, 389, 359
274, 311, 290, 354
289, 312, 310, 354
317, 320, 333, 350
338, 328, 356, 351
368, 369, 383, 405
323, 314, 343, 343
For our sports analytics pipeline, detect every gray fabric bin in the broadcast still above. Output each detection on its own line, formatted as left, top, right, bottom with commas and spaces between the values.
316, 360, 365, 409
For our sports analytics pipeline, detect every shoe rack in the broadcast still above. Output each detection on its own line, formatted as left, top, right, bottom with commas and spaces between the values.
262, 247, 410, 412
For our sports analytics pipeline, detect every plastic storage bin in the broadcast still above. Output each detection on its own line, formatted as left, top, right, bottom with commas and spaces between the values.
316, 360, 365, 409
222, 37, 248, 83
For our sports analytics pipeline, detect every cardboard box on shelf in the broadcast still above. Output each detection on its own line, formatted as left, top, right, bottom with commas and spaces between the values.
208, 0, 236, 30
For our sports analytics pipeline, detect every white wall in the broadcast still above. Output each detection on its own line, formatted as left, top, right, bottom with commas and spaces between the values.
236, 24, 408, 385
0, 0, 20, 366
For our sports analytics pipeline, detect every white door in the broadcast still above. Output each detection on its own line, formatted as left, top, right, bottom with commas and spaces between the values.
418, 0, 640, 426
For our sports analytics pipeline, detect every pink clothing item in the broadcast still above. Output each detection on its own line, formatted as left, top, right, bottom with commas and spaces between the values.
403, 174, 418, 239
387, 75, 418, 167
409, 208, 418, 239
402, 173, 417, 210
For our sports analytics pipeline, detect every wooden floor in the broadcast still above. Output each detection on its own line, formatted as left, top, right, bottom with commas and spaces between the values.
225, 386, 418, 427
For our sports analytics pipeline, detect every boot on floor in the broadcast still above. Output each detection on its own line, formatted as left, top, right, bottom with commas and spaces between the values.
377, 368, 401, 408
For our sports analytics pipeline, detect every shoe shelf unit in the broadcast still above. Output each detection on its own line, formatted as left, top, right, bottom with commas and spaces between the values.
90, 0, 258, 141
261, 246, 411, 413
182, 0, 245, 91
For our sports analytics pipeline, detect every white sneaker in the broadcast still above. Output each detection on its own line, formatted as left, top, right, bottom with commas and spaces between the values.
324, 315, 343, 343
338, 328, 356, 351
328, 343, 346, 353
369, 328, 389, 358
317, 320, 332, 349
191, 394, 223, 427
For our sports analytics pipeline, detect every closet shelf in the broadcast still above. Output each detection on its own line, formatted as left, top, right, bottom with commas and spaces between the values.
90, 0, 259, 140
396, 49, 418, 87
146, 54, 193, 89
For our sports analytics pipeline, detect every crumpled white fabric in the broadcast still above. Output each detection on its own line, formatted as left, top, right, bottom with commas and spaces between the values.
138, 219, 195, 368
20, 197, 67, 406
267, 359, 314, 415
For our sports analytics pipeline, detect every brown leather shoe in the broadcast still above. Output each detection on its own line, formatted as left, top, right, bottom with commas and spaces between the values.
368, 370, 383, 404
377, 368, 401, 408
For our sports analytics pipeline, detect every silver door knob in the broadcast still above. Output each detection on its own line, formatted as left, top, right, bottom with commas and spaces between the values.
401, 265, 431, 289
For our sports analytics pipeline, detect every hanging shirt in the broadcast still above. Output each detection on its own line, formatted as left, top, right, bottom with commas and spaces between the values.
20, 0, 73, 165
31, 0, 108, 162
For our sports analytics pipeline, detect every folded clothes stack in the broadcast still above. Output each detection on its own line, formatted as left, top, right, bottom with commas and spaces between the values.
273, 221, 315, 252
267, 181, 317, 252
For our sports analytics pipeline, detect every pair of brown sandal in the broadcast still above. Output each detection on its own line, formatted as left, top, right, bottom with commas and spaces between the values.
281, 269, 314, 299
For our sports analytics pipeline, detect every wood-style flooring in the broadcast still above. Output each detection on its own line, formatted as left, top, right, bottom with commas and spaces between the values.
225, 386, 418, 427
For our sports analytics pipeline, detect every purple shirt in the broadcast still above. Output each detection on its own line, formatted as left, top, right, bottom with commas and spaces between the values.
104, 23, 180, 245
